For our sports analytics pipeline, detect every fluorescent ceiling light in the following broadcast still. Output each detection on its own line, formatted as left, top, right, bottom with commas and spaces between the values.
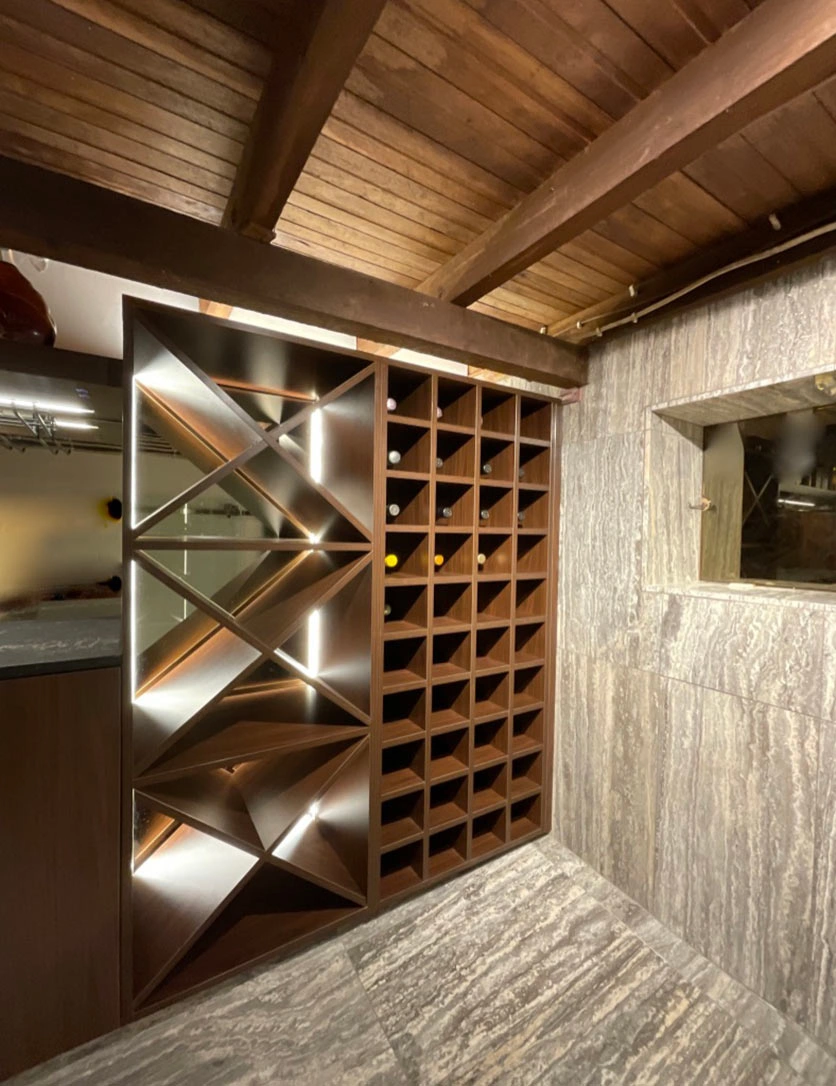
54, 419, 99, 431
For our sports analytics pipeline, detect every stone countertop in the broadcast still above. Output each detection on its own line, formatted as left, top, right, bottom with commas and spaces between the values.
0, 615, 121, 679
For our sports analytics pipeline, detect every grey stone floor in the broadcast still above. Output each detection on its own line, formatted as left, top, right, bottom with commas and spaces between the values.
12, 839, 836, 1086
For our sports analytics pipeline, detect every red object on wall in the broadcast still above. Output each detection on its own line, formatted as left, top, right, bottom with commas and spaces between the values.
0, 258, 56, 346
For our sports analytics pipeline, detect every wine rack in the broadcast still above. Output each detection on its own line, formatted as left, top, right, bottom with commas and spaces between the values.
377, 365, 557, 905
124, 302, 558, 1013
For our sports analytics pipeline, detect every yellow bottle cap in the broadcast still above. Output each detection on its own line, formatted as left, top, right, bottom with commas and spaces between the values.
434, 553, 445, 567
385, 553, 399, 569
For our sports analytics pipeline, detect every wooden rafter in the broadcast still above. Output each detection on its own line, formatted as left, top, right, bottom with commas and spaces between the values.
419, 0, 836, 306
223, 0, 388, 241
0, 156, 586, 387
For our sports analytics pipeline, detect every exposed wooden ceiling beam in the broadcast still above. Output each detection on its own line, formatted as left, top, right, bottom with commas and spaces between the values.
0, 157, 586, 387
223, 0, 388, 241
551, 187, 836, 343
420, 0, 836, 306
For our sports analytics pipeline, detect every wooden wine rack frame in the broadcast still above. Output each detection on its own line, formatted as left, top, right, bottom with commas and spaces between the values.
123, 300, 558, 1016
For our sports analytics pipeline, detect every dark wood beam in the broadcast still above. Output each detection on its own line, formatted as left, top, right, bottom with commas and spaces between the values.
551, 187, 836, 342
420, 0, 836, 306
0, 157, 586, 387
223, 0, 388, 241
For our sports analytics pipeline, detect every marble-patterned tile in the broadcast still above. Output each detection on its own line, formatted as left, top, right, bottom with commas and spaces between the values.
555, 652, 663, 908
642, 419, 703, 587
657, 591, 826, 719
654, 683, 818, 1023
808, 720, 836, 1046
11, 942, 403, 1086
820, 610, 836, 725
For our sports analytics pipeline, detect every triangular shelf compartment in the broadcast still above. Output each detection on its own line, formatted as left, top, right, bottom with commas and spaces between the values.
137, 768, 263, 852
137, 863, 360, 1009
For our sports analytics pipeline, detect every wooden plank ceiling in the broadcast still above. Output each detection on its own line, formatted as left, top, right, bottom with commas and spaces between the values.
0, 0, 835, 351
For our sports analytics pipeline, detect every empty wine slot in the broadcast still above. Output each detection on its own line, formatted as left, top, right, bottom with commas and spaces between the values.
436, 430, 475, 479
437, 377, 477, 428
472, 808, 507, 857
434, 482, 474, 528
477, 578, 512, 620
481, 389, 516, 436
517, 489, 549, 529
520, 398, 551, 442
433, 580, 472, 627
381, 740, 425, 799
431, 631, 471, 680
514, 622, 545, 665
428, 824, 467, 876
430, 728, 468, 781
433, 531, 473, 576
479, 436, 514, 481
387, 421, 431, 474
387, 367, 433, 422
518, 443, 550, 485
478, 484, 514, 528
381, 791, 424, 851
380, 841, 424, 897
475, 625, 511, 670
382, 689, 426, 746
510, 793, 542, 840
474, 670, 509, 720
383, 637, 427, 690
430, 679, 470, 731
473, 717, 508, 767
429, 777, 468, 831
515, 578, 546, 618
510, 750, 542, 800
387, 478, 430, 526
472, 762, 507, 814
477, 532, 513, 574
384, 584, 427, 634
385, 531, 429, 578
512, 709, 544, 755
513, 665, 544, 710
516, 534, 548, 575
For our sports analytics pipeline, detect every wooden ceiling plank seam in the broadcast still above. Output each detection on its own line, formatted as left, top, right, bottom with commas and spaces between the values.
0, 8, 248, 149
302, 151, 479, 246
682, 133, 804, 221
667, 0, 724, 43
0, 0, 253, 133
277, 226, 430, 285
291, 174, 460, 260
469, 300, 542, 332
311, 132, 494, 235
0, 130, 223, 223
594, 203, 700, 266
185, 0, 284, 46
631, 172, 749, 246
513, 266, 609, 308
285, 189, 451, 268
0, 67, 233, 197
274, 230, 424, 290
348, 43, 548, 192
111, 0, 272, 78
417, 0, 836, 304
49, 0, 262, 100
813, 73, 836, 123
376, 0, 584, 160
0, 85, 229, 208
333, 91, 524, 213
398, 0, 600, 147
279, 201, 441, 277
560, 232, 663, 281
488, 280, 576, 319
598, 0, 712, 69
539, 251, 633, 294
222, 0, 388, 240
741, 96, 836, 198
0, 38, 238, 180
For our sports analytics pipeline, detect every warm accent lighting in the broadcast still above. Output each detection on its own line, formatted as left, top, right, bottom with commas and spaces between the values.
310, 407, 323, 483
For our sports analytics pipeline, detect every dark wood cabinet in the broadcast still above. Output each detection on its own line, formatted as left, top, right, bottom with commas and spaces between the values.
0, 666, 121, 1079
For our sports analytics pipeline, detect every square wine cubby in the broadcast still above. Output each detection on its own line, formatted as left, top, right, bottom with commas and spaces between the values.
515, 577, 546, 619
380, 840, 424, 898
513, 664, 544, 711
383, 636, 427, 691
381, 791, 424, 852
384, 583, 427, 636
382, 689, 426, 746
520, 397, 552, 442
381, 739, 425, 800
387, 367, 433, 422
477, 532, 513, 575
517, 489, 549, 530
474, 671, 510, 720
480, 388, 516, 436
387, 421, 431, 474
385, 531, 429, 579
428, 824, 467, 877
516, 533, 547, 575
510, 794, 542, 842
518, 442, 550, 485
434, 481, 474, 528
429, 777, 468, 832
472, 762, 508, 815
477, 578, 512, 621
478, 484, 514, 529
436, 429, 475, 479
433, 579, 472, 630
473, 717, 508, 767
514, 622, 545, 666
512, 708, 544, 757
430, 679, 470, 731
430, 728, 469, 782
433, 531, 473, 576
479, 436, 514, 482
386, 477, 430, 527
475, 625, 511, 671
437, 377, 477, 429
510, 750, 542, 801
431, 630, 471, 681
472, 808, 507, 858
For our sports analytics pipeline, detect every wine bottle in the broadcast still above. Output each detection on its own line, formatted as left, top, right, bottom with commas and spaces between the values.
436, 406, 443, 420
437, 505, 453, 520
386, 396, 397, 413
384, 602, 392, 617
387, 449, 402, 466
479, 509, 490, 521
477, 553, 486, 567
517, 510, 526, 524
387, 502, 401, 518
433, 553, 445, 568
481, 462, 493, 476
385, 552, 399, 569
518, 466, 526, 481
436, 456, 444, 469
